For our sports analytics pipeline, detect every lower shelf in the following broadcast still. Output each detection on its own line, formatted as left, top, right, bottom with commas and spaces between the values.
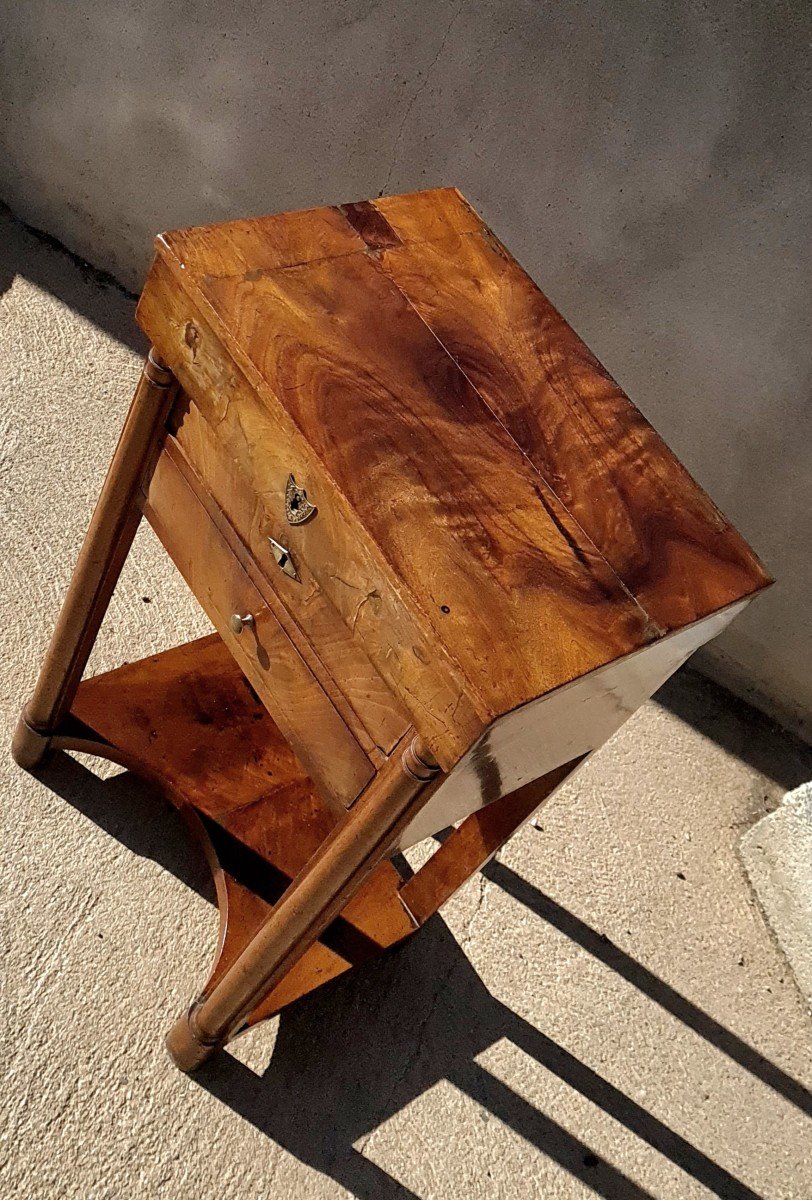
58, 634, 418, 1023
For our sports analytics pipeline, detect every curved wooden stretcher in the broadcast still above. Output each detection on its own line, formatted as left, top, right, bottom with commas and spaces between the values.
42, 633, 576, 1033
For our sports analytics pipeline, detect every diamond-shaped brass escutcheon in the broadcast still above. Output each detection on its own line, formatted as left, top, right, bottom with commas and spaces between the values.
268, 536, 300, 582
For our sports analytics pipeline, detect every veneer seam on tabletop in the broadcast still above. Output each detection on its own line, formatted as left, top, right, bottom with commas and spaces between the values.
362, 245, 663, 639
191, 229, 496, 286
159, 190, 476, 285
200, 247, 374, 285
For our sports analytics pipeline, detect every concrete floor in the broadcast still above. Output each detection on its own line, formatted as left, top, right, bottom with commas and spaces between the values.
2, 206, 811, 1199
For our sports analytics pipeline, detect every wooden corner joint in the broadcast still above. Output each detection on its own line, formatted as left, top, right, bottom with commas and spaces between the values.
144, 347, 175, 388
401, 735, 439, 783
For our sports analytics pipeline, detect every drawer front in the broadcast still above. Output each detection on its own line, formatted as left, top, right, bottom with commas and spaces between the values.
143, 447, 375, 810
169, 397, 410, 756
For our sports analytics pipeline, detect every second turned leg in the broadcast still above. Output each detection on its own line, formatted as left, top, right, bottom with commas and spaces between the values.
166, 736, 441, 1071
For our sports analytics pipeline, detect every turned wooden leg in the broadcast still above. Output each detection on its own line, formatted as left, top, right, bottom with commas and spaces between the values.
166, 736, 440, 1071
12, 349, 177, 769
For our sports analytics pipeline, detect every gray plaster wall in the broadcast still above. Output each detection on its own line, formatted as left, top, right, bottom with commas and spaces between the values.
1, 0, 810, 738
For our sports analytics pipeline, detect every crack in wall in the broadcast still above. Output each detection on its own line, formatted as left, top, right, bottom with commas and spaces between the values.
378, 0, 465, 197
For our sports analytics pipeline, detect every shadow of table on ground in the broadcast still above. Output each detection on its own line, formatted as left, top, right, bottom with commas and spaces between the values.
42, 751, 810, 1200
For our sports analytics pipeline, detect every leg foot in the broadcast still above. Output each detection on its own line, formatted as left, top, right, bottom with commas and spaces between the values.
165, 1006, 220, 1073
11, 710, 52, 770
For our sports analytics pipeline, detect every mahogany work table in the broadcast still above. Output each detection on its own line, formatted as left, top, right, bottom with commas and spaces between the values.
13, 187, 771, 1071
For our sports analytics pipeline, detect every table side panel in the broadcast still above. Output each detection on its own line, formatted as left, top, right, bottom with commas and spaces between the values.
137, 253, 485, 769
399, 597, 750, 847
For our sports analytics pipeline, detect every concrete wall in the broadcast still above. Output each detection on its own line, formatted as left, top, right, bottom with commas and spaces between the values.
1, 1, 809, 738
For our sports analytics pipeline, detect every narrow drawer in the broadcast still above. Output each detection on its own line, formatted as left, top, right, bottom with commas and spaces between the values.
142, 447, 375, 810
169, 395, 410, 755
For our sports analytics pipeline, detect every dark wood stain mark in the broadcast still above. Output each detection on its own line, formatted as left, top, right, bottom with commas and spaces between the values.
339, 201, 402, 250
535, 485, 592, 573
471, 735, 503, 808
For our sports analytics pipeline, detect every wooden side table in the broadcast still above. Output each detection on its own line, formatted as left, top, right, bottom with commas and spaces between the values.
13, 188, 771, 1071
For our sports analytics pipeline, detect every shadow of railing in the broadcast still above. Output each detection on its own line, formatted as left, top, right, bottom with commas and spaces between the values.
483, 857, 812, 1120
37, 750, 807, 1199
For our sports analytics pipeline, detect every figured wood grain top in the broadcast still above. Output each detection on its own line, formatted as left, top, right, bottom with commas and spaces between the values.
139, 187, 770, 755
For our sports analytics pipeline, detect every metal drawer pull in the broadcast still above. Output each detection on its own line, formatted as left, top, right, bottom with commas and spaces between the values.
268, 536, 301, 582
229, 612, 255, 636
